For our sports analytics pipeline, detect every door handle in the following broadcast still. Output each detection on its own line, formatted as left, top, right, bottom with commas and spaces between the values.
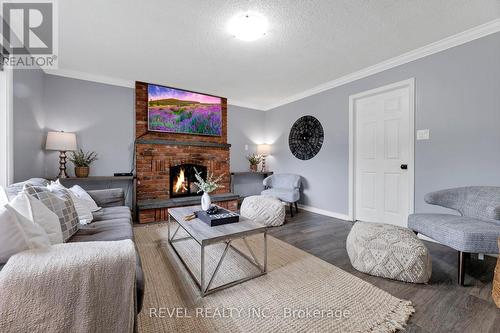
400, 164, 408, 170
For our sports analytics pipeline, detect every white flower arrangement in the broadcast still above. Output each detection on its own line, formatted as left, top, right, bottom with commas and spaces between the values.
194, 168, 225, 194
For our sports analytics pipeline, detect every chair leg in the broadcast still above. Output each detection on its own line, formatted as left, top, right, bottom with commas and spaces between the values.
289, 203, 294, 217
294, 202, 299, 213
458, 251, 468, 286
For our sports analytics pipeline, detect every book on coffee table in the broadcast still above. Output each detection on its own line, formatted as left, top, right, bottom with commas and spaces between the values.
196, 208, 239, 227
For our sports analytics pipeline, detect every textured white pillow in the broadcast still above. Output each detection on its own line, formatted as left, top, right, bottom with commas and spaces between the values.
68, 190, 93, 225
46, 179, 66, 192
0, 186, 8, 205
0, 206, 27, 264
48, 180, 93, 225
0, 205, 51, 264
69, 185, 100, 212
9, 193, 63, 245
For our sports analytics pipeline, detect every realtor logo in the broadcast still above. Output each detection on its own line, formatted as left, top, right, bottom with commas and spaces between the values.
1, 0, 58, 68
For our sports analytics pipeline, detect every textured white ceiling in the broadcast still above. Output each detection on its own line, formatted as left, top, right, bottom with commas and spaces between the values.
58, 0, 500, 109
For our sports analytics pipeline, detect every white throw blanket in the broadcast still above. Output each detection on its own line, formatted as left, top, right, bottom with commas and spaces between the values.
0, 240, 136, 333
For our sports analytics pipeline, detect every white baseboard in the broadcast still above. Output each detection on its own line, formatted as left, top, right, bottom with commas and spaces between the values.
297, 204, 352, 221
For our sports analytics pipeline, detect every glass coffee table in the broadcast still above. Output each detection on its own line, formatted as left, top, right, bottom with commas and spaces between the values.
168, 205, 268, 297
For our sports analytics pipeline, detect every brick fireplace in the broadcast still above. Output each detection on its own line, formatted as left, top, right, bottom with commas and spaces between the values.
135, 82, 238, 223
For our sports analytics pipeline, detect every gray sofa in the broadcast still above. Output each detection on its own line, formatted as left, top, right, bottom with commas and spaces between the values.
408, 186, 500, 286
2, 180, 144, 313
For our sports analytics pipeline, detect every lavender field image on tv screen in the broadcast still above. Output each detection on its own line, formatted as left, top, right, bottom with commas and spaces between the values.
147, 84, 222, 136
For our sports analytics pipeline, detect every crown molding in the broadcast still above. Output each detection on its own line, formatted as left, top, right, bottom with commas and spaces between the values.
44, 69, 135, 88
228, 100, 267, 111
263, 18, 500, 111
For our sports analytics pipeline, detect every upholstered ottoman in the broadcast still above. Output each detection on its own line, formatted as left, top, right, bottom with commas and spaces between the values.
346, 222, 432, 283
240, 195, 285, 227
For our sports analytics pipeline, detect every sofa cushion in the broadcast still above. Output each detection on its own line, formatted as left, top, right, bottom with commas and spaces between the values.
408, 213, 500, 253
70, 219, 133, 242
92, 206, 132, 222
261, 188, 299, 203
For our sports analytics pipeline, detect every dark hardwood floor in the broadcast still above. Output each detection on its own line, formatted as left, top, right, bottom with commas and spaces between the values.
268, 210, 500, 333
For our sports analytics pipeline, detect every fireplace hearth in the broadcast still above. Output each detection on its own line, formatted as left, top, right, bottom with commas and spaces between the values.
170, 164, 207, 198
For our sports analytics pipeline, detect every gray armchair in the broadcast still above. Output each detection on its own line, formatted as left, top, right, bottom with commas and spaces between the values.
261, 174, 301, 217
408, 186, 500, 285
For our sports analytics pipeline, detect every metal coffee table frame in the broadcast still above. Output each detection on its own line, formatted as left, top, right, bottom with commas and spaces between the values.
168, 213, 268, 297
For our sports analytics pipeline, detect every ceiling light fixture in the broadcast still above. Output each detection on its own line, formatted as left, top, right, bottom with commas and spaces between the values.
228, 11, 268, 42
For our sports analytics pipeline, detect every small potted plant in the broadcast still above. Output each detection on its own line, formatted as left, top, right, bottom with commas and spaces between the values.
69, 149, 98, 178
246, 153, 262, 172
194, 168, 225, 210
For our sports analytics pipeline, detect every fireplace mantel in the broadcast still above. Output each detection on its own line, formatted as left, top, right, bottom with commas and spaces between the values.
136, 138, 231, 149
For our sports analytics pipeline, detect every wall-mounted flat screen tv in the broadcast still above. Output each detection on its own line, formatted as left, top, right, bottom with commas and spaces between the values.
148, 83, 222, 136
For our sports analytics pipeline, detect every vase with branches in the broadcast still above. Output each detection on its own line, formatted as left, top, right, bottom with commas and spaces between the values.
69, 149, 98, 177
194, 168, 225, 210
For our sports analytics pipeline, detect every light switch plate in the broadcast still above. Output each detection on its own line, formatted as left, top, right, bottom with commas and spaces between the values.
416, 129, 430, 140
244, 144, 249, 151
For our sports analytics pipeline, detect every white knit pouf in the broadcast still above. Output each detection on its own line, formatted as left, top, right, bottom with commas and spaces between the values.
346, 222, 432, 284
240, 195, 285, 227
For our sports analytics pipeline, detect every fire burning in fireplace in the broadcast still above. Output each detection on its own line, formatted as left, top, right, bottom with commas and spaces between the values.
173, 168, 188, 194
169, 163, 207, 198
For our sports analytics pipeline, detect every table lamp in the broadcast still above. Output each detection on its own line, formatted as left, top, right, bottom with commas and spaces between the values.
45, 131, 77, 178
257, 144, 271, 172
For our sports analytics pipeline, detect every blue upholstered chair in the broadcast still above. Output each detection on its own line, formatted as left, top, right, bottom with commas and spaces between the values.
408, 187, 500, 285
261, 174, 301, 217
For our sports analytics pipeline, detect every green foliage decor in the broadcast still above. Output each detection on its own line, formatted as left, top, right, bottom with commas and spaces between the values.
193, 168, 225, 194
69, 149, 98, 167
246, 153, 263, 166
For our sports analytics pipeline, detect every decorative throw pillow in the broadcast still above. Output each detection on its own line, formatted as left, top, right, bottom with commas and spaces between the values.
23, 184, 79, 242
68, 191, 94, 225
48, 181, 93, 225
0, 205, 51, 264
4, 178, 50, 200
69, 185, 100, 212
10, 192, 63, 244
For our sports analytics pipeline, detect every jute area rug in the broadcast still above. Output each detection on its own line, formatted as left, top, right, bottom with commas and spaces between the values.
135, 224, 414, 333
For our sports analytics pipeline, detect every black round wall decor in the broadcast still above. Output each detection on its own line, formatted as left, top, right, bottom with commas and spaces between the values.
288, 115, 324, 160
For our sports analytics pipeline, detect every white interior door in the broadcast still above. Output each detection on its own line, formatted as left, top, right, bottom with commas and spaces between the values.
351, 80, 414, 227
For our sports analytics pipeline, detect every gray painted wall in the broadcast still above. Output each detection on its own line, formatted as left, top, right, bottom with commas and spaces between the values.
265, 32, 500, 216
228, 105, 267, 196
13, 69, 46, 182
42, 74, 135, 178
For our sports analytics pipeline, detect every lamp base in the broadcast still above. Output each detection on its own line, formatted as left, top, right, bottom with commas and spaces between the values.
57, 151, 69, 179
261, 156, 267, 172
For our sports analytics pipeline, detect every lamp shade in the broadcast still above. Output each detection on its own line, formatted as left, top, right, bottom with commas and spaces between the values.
257, 144, 271, 156
45, 131, 77, 151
